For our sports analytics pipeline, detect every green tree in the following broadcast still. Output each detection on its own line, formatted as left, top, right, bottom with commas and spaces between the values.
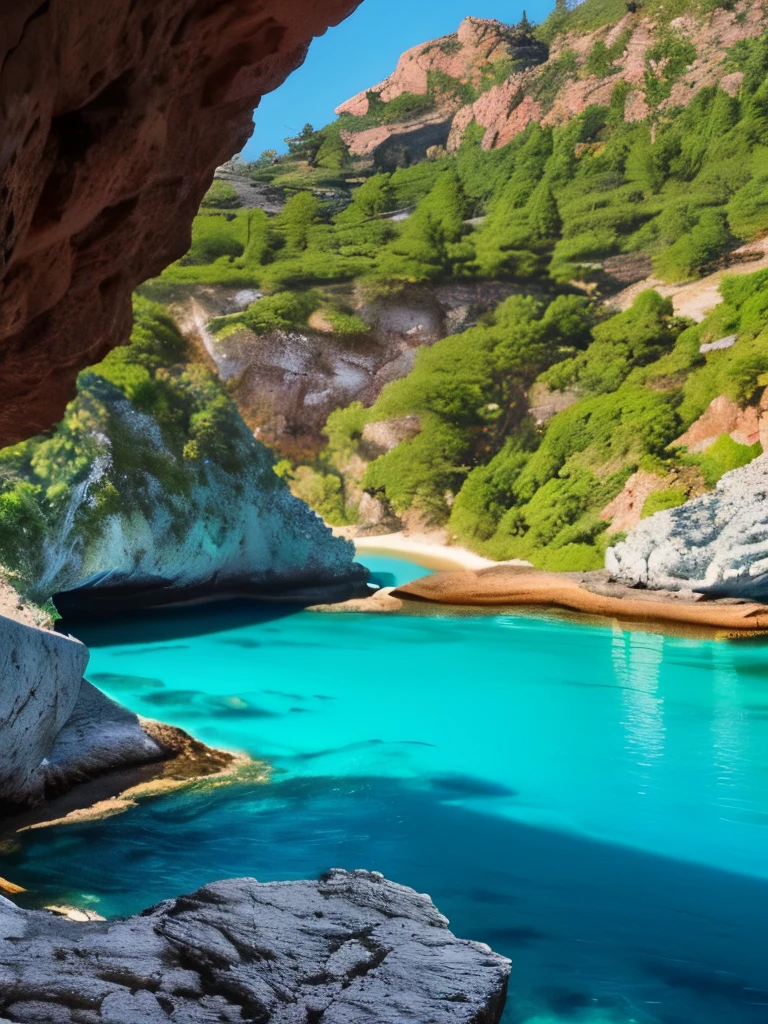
528, 182, 562, 242
275, 192, 321, 255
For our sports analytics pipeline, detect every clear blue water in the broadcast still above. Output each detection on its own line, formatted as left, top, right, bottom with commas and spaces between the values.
6, 557, 768, 1024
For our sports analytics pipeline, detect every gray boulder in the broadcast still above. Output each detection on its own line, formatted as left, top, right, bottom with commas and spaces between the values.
0, 614, 87, 806
607, 454, 768, 597
0, 608, 170, 808
0, 869, 510, 1023
43, 681, 165, 791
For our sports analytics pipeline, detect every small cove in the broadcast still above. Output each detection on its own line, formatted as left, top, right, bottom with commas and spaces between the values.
5, 555, 768, 1024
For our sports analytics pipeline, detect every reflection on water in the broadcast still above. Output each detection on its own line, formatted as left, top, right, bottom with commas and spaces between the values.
613, 630, 665, 796
5, 577, 768, 1024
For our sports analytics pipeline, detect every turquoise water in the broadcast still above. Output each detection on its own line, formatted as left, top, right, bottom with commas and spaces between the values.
6, 557, 768, 1023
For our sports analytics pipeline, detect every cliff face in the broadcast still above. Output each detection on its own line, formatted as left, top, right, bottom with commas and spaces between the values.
180, 281, 522, 459
335, 2, 767, 162
0, 0, 360, 448
3, 341, 366, 615
0, 590, 172, 809
337, 17, 548, 163
46, 387, 366, 613
337, 17, 546, 119
0, 609, 88, 807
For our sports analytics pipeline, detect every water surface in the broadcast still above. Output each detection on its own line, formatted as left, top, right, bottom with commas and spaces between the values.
6, 558, 768, 1024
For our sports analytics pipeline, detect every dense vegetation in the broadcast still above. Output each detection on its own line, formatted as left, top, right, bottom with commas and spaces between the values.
5, 1, 767, 583
147, 26, 768, 307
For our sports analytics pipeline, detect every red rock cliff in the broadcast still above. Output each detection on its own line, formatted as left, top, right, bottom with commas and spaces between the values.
0, 0, 359, 446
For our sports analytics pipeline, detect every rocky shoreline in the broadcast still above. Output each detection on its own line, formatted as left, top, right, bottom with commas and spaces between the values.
392, 565, 768, 633
0, 869, 511, 1023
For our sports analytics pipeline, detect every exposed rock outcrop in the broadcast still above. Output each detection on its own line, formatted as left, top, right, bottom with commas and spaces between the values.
394, 564, 768, 630
183, 282, 523, 457
600, 471, 672, 536
336, 3, 767, 161
607, 454, 768, 598
672, 392, 768, 453
0, 605, 191, 809
0, 869, 511, 1023
24, 384, 367, 615
336, 17, 544, 116
337, 17, 547, 164
0, 0, 361, 447
0, 612, 88, 807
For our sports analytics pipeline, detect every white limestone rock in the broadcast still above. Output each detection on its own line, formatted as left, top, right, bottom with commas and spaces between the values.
22, 390, 366, 613
0, 870, 510, 1023
607, 454, 768, 596
0, 614, 87, 806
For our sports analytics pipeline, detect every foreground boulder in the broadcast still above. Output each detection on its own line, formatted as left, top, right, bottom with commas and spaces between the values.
0, 869, 510, 1023
607, 455, 768, 599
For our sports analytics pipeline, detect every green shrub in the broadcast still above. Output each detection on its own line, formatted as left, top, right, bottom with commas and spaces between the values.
653, 209, 731, 282
584, 30, 631, 78
692, 434, 762, 487
728, 174, 768, 238
641, 487, 688, 518
200, 180, 242, 209
644, 31, 697, 108
178, 212, 246, 266
324, 309, 370, 335
284, 465, 351, 525
210, 291, 320, 336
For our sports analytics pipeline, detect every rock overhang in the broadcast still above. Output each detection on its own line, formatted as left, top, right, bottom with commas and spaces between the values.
0, 0, 361, 447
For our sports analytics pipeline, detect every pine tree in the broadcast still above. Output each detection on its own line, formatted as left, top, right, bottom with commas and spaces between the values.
529, 182, 562, 243
517, 10, 534, 36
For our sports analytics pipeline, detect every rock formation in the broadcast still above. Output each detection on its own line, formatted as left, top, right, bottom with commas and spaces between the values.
0, 0, 361, 447
0, 869, 511, 1023
672, 392, 768, 453
607, 454, 768, 598
0, 609, 88, 807
0, 591, 192, 808
184, 281, 522, 458
20, 384, 367, 615
337, 17, 547, 164
334, 2, 767, 161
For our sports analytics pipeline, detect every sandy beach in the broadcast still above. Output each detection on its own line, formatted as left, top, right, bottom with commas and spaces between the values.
351, 531, 531, 573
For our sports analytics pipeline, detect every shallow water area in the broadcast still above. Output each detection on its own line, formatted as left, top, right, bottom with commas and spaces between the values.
6, 556, 768, 1024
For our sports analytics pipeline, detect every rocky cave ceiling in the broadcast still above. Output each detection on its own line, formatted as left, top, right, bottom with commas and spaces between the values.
0, 0, 360, 446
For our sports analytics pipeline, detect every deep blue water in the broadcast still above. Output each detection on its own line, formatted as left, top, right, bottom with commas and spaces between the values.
5, 556, 768, 1024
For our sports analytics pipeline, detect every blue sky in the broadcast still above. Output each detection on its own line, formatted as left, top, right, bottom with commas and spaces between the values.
242, 0, 556, 158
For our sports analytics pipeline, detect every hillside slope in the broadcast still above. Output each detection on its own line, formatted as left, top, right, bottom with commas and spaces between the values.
8, 0, 767, 586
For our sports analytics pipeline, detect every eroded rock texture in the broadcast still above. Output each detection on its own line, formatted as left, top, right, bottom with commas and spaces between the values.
607, 455, 768, 598
0, 870, 511, 1023
0, 0, 359, 446
0, 611, 88, 806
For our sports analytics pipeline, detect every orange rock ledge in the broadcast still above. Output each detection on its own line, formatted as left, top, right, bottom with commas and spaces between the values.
393, 565, 768, 633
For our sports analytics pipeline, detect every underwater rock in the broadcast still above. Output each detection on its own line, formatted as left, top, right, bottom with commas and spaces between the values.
607, 454, 768, 596
0, 869, 511, 1023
